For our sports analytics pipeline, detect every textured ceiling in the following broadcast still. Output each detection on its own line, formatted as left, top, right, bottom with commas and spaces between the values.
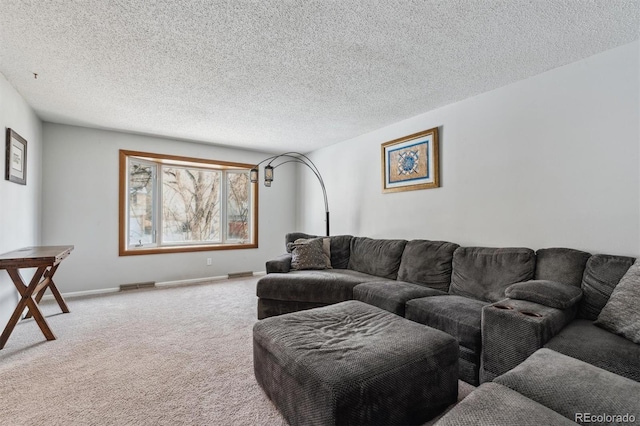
0, 1, 638, 153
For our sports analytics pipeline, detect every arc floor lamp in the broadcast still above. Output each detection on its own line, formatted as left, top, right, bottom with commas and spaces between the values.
250, 152, 330, 236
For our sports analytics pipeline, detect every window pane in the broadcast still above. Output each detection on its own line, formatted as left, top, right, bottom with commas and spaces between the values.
121, 149, 258, 255
227, 172, 250, 241
128, 161, 155, 247
162, 167, 221, 243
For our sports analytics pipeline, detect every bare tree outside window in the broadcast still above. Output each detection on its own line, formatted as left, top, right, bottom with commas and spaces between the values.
227, 172, 250, 241
128, 162, 154, 246
162, 167, 221, 242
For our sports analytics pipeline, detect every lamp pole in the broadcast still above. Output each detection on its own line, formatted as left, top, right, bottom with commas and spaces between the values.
250, 152, 330, 236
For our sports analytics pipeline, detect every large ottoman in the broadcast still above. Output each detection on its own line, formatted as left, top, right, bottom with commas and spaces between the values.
253, 300, 459, 425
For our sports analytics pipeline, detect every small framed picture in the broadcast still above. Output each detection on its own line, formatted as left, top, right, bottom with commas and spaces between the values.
381, 127, 439, 193
5, 128, 27, 185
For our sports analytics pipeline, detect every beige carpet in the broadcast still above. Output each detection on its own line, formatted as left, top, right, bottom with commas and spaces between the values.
0, 277, 473, 425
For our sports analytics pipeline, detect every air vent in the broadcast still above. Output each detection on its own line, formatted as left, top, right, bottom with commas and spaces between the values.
228, 271, 254, 279
120, 282, 156, 291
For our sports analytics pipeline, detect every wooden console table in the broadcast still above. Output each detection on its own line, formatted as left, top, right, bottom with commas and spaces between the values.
0, 245, 74, 349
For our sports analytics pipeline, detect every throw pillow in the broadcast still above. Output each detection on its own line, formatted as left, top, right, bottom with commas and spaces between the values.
287, 237, 332, 270
594, 259, 640, 344
505, 280, 583, 310
305, 237, 331, 265
285, 233, 317, 253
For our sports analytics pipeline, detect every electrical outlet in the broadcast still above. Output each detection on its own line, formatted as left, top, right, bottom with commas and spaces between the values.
206, 258, 212, 266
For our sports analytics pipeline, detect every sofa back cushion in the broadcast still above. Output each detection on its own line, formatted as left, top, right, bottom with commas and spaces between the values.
579, 254, 636, 320
329, 235, 353, 269
397, 240, 460, 291
534, 248, 591, 287
348, 237, 407, 279
449, 247, 536, 302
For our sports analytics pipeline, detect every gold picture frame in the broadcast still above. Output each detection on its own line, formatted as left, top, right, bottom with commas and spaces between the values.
381, 127, 439, 193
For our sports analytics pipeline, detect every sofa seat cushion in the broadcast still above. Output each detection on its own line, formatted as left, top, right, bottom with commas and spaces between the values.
256, 269, 391, 304
353, 281, 447, 316
396, 240, 460, 291
434, 382, 576, 426
495, 348, 640, 424
406, 295, 488, 352
449, 247, 535, 303
347, 237, 407, 279
544, 319, 640, 382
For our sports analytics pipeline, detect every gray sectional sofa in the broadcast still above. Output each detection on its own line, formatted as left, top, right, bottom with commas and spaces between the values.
256, 233, 639, 387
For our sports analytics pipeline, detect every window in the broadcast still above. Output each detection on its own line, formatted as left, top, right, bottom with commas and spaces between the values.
119, 150, 257, 255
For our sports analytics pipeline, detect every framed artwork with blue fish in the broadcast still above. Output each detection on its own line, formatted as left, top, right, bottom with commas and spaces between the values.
381, 127, 439, 193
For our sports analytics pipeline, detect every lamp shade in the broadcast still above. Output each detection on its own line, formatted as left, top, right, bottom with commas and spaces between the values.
249, 168, 259, 183
264, 165, 274, 186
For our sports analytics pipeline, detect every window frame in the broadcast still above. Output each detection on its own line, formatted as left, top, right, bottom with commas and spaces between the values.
119, 149, 258, 256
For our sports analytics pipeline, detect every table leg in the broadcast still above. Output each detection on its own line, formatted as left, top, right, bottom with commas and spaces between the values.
47, 278, 70, 313
1, 267, 55, 349
23, 264, 69, 318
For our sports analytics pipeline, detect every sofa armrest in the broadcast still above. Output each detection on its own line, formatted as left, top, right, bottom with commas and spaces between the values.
266, 254, 292, 274
480, 298, 577, 383
504, 280, 582, 309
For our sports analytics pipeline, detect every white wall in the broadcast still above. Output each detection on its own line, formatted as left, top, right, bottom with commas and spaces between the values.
299, 41, 640, 257
0, 73, 43, 325
42, 124, 296, 293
